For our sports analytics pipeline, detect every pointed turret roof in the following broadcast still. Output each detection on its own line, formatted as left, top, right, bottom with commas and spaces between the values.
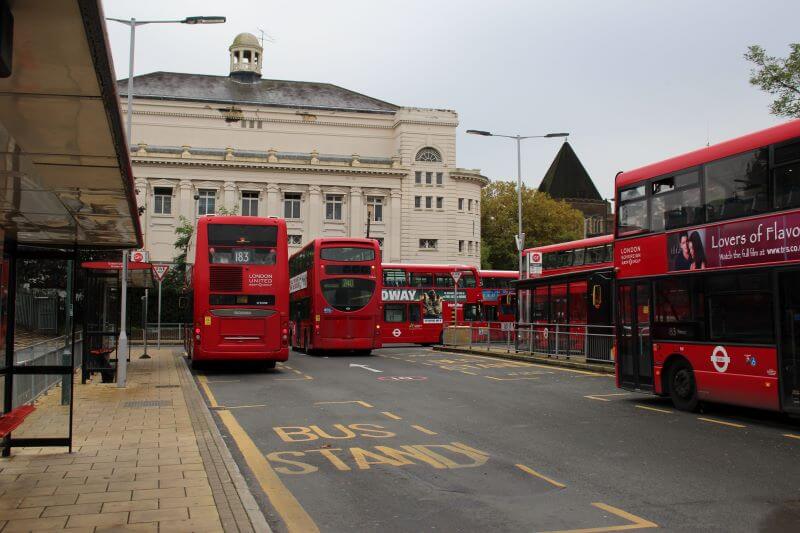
538, 142, 602, 201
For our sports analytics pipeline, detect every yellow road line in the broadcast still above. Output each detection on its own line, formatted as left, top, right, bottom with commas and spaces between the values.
698, 417, 746, 428
516, 464, 565, 489
217, 410, 319, 533
461, 371, 478, 375
537, 502, 657, 533
411, 425, 438, 435
459, 353, 604, 376
206, 379, 241, 383
485, 376, 539, 381
584, 393, 629, 402
784, 433, 800, 440
381, 411, 402, 420
635, 405, 673, 414
197, 375, 219, 408
314, 400, 373, 408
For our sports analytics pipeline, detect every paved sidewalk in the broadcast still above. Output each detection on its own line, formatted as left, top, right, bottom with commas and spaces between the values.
0, 347, 270, 532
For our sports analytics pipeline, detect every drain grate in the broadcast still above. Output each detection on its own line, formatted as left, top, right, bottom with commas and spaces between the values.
155, 385, 180, 389
123, 400, 172, 408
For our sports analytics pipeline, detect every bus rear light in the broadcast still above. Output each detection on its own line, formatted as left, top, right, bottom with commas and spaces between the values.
194, 328, 201, 335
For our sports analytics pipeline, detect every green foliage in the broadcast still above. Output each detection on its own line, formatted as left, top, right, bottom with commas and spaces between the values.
745, 44, 800, 118
480, 181, 583, 270
167, 215, 194, 290
216, 205, 239, 216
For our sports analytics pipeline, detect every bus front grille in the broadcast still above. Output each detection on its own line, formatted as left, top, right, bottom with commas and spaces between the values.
210, 266, 243, 292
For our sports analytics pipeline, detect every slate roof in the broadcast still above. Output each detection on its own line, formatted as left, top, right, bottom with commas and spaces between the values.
118, 72, 399, 114
538, 141, 602, 201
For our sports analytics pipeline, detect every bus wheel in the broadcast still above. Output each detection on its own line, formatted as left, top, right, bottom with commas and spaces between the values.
262, 360, 276, 371
668, 360, 699, 412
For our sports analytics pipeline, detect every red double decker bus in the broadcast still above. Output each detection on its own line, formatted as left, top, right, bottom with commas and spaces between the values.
615, 119, 800, 413
380, 264, 480, 345
187, 216, 289, 368
289, 238, 382, 355
476, 270, 518, 340
516, 235, 615, 361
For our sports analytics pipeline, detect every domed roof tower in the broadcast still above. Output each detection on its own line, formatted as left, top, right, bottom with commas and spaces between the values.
229, 32, 263, 83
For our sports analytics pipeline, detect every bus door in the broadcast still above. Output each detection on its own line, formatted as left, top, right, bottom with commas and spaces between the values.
778, 271, 800, 414
618, 282, 653, 390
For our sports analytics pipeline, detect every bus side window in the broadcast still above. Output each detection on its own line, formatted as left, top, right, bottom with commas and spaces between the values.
409, 303, 421, 324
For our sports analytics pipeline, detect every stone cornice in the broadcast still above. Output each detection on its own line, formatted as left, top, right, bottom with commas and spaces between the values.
131, 109, 396, 130
131, 156, 408, 177
450, 168, 490, 187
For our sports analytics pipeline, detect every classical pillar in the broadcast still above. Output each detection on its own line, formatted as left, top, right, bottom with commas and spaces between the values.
349, 187, 363, 237
134, 178, 148, 248
307, 185, 322, 239
390, 189, 402, 261
223, 181, 236, 212
179, 180, 193, 221
266, 183, 280, 217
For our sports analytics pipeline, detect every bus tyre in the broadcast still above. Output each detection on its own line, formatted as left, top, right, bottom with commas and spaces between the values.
263, 360, 276, 370
668, 360, 699, 412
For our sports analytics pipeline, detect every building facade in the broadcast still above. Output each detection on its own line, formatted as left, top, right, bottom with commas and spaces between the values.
121, 33, 487, 265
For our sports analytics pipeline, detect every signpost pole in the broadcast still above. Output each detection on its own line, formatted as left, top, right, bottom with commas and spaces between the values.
140, 289, 150, 359
150, 264, 170, 350
157, 279, 162, 349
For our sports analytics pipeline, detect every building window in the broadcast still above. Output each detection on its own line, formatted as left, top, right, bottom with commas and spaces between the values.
241, 191, 259, 216
374, 237, 384, 249
415, 147, 442, 162
284, 192, 301, 219
475, 241, 479, 256
468, 241, 473, 254
425, 196, 432, 209
459, 240, 464, 253
288, 234, 303, 246
197, 189, 216, 216
415, 171, 422, 184
468, 199, 473, 211
419, 239, 438, 249
153, 187, 172, 215
415, 196, 421, 208
458, 198, 464, 210
436, 172, 443, 185
325, 194, 343, 220
426, 172, 432, 185
367, 196, 383, 222
436, 197, 443, 209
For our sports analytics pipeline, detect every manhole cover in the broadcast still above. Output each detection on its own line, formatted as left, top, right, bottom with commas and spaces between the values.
155, 385, 180, 389
123, 400, 172, 408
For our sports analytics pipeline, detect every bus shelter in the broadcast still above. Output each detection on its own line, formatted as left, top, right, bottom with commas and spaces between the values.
80, 262, 152, 384
0, 0, 143, 454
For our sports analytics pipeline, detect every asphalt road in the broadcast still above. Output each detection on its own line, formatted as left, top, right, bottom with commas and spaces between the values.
193, 346, 800, 533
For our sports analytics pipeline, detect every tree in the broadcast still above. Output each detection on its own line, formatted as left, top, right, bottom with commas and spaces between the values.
166, 215, 193, 289
481, 181, 583, 270
745, 44, 800, 118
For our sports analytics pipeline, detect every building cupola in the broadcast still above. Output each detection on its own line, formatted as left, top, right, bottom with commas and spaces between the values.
229, 32, 263, 83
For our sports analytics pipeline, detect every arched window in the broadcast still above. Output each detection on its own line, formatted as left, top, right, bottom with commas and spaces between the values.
415, 147, 442, 162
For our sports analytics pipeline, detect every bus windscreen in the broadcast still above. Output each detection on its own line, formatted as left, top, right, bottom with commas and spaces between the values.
321, 278, 376, 311
320, 247, 375, 262
208, 225, 278, 265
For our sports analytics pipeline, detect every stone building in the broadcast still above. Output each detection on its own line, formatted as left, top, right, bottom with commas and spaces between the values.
121, 32, 487, 264
538, 142, 612, 237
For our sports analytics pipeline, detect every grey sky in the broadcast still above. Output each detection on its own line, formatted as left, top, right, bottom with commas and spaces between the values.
102, 0, 799, 200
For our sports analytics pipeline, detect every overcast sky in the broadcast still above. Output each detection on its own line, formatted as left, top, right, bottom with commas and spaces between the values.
102, 0, 799, 200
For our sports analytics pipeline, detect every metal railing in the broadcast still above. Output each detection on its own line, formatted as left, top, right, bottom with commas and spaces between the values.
440, 323, 615, 364
13, 334, 81, 407
129, 323, 186, 345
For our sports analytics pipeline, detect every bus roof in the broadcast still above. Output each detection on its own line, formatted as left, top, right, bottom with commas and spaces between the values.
196, 215, 285, 226
308, 237, 379, 246
616, 119, 800, 190
382, 263, 478, 272
523, 234, 613, 255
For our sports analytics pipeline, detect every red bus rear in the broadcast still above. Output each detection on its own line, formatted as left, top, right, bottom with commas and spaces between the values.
476, 270, 518, 340
289, 238, 382, 354
517, 235, 615, 362
614, 119, 800, 413
380, 264, 481, 345
188, 216, 289, 366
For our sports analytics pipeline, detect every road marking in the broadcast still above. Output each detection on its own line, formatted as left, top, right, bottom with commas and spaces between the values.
784, 433, 800, 440
197, 375, 219, 408
225, 404, 268, 410
207, 379, 241, 383
291, 369, 303, 375
315, 400, 373, 408
537, 502, 657, 533
635, 405, 673, 414
461, 371, 478, 375
217, 410, 319, 533
584, 393, 629, 402
411, 425, 437, 435
276, 375, 313, 381
350, 363, 382, 373
485, 376, 539, 381
381, 411, 402, 420
515, 464, 566, 489
458, 353, 605, 376
698, 417, 746, 428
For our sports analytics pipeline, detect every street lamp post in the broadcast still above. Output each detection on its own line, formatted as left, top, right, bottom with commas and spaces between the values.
107, 15, 225, 386
466, 129, 569, 277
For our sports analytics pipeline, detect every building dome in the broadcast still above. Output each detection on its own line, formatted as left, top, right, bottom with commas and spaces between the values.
229, 32, 263, 82
230, 32, 260, 50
